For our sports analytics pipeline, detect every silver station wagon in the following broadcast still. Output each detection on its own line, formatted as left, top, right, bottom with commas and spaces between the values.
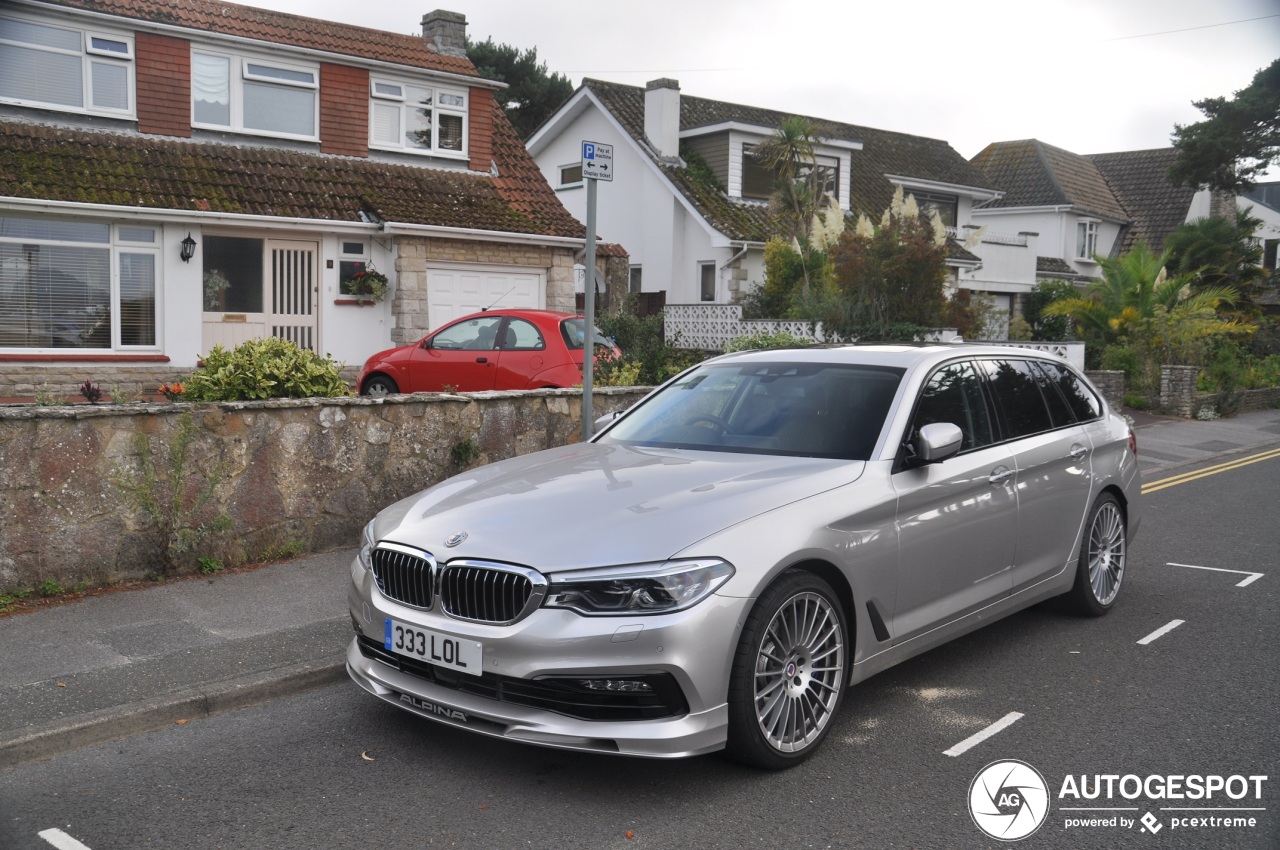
346, 345, 1141, 768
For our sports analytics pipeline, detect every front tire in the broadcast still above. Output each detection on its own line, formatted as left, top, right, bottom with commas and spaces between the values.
1062, 493, 1126, 616
725, 570, 848, 769
361, 374, 398, 398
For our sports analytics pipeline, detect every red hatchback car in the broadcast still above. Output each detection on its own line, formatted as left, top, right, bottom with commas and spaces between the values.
357, 309, 618, 396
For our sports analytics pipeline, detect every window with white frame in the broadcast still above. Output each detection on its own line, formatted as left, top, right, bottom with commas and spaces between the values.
910, 190, 958, 227
699, 262, 716, 302
338, 240, 371, 296
1076, 220, 1099, 261
370, 79, 467, 156
192, 50, 317, 139
0, 216, 159, 351
0, 14, 133, 116
741, 144, 839, 202
558, 163, 583, 187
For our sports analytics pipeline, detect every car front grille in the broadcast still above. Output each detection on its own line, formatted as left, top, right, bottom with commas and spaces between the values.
358, 636, 689, 721
371, 546, 545, 624
371, 546, 434, 609
440, 564, 533, 623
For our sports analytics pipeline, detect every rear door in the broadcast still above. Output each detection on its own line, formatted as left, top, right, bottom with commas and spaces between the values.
978, 358, 1094, 595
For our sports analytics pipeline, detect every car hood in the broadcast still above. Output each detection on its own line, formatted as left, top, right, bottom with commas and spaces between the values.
373, 442, 865, 572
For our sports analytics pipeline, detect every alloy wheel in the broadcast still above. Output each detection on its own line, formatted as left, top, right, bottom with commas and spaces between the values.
1088, 501, 1126, 605
753, 591, 845, 753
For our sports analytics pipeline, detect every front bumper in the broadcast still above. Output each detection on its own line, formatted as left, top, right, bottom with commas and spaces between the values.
346, 558, 744, 759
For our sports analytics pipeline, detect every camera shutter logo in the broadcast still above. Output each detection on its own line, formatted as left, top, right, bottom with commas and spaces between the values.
968, 760, 1050, 841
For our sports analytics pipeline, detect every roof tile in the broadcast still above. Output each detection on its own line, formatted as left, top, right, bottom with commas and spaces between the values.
42, 0, 479, 78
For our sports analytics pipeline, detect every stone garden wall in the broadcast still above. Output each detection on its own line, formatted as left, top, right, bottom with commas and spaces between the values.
0, 388, 649, 592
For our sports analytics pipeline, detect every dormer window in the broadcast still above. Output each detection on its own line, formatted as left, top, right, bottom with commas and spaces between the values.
370, 79, 467, 157
0, 13, 134, 116
192, 50, 318, 140
741, 144, 839, 202
912, 191, 958, 227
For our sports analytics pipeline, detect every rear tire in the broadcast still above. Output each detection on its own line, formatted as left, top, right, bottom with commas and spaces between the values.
1062, 493, 1126, 616
362, 375, 398, 398
725, 570, 848, 769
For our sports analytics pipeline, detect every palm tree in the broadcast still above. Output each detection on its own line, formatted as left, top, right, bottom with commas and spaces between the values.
1043, 242, 1242, 345
1163, 207, 1267, 301
751, 117, 827, 295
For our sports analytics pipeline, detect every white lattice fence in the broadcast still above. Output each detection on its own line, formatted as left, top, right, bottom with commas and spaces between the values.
664, 304, 821, 350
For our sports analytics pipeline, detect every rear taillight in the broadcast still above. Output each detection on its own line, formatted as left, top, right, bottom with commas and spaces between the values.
1128, 429, 1137, 456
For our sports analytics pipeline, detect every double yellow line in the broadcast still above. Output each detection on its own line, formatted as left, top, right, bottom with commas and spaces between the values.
1141, 446, 1280, 494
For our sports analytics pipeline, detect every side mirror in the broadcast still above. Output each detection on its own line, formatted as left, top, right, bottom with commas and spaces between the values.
915, 422, 963, 463
593, 410, 622, 435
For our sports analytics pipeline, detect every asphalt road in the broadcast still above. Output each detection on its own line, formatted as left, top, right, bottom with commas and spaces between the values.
2, 453, 1277, 850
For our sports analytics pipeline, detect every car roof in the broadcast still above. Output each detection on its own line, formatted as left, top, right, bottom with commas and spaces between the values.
705, 343, 1072, 372
447, 308, 579, 323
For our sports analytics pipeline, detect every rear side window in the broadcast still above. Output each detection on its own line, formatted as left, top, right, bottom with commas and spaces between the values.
910, 360, 994, 451
500, 318, 545, 350
980, 359, 1054, 438
1039, 361, 1102, 421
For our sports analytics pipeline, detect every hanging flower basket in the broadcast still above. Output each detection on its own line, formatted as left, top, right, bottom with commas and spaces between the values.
347, 268, 389, 303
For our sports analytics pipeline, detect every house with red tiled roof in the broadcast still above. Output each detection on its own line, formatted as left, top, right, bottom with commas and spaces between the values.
0, 0, 589, 393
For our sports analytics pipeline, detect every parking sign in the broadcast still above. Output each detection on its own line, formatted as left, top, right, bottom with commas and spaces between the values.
581, 141, 614, 181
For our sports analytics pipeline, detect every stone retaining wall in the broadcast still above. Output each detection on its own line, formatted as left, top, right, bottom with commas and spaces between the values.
0, 388, 649, 592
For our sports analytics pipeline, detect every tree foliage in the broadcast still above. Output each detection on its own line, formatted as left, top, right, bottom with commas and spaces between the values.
750, 118, 834, 296
1169, 58, 1280, 192
1163, 207, 1267, 302
820, 188, 950, 340
467, 38, 573, 139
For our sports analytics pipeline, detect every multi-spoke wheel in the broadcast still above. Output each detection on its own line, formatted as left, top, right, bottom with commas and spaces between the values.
726, 571, 847, 769
1063, 493, 1126, 616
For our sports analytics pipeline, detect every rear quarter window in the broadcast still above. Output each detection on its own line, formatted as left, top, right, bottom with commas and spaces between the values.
1039, 361, 1102, 421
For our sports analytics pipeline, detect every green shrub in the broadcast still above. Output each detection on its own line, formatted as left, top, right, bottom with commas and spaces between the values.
184, 337, 350, 401
724, 330, 812, 352
596, 298, 703, 385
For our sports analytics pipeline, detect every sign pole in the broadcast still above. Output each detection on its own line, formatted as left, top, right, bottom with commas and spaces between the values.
582, 176, 597, 442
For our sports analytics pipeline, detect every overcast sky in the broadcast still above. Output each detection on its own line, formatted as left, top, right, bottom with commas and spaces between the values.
244, 0, 1277, 163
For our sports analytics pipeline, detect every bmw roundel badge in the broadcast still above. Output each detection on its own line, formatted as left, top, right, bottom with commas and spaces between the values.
444, 531, 468, 548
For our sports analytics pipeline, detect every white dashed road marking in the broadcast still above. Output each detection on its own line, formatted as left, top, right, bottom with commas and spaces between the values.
943, 711, 1024, 757
1137, 619, 1186, 645
38, 828, 93, 850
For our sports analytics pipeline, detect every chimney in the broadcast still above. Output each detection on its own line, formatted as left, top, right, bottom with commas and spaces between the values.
422, 10, 467, 58
644, 78, 681, 161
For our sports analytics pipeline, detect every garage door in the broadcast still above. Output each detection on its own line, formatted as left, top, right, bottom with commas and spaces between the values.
426, 265, 544, 330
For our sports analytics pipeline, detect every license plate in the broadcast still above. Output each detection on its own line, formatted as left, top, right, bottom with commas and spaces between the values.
384, 618, 482, 676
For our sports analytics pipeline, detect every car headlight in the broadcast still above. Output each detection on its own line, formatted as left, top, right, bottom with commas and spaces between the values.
358, 520, 376, 572
544, 559, 734, 616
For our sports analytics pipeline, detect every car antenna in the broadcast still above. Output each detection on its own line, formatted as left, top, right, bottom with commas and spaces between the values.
480, 286, 516, 312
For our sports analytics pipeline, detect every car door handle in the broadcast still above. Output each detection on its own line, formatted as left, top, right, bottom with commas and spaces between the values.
988, 466, 1014, 486
1069, 444, 1089, 461
475, 357, 488, 363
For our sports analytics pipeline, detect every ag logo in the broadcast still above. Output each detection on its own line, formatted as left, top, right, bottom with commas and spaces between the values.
968, 760, 1050, 841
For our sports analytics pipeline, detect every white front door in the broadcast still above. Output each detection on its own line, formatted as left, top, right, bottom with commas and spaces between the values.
268, 239, 319, 350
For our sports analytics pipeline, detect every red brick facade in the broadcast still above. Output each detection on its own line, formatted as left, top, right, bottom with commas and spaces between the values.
468, 87, 494, 172
319, 63, 369, 158
135, 32, 191, 138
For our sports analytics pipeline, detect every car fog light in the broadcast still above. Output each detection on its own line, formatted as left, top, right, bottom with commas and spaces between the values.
577, 678, 654, 693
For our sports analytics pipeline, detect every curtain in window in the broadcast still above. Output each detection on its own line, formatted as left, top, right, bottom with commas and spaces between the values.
90, 61, 128, 110
192, 53, 230, 125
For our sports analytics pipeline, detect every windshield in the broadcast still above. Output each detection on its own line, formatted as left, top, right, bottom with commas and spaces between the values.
602, 361, 904, 460
561, 318, 615, 350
